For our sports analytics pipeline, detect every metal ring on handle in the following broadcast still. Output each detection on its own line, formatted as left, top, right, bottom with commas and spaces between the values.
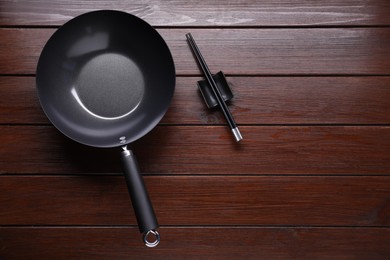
143, 230, 160, 247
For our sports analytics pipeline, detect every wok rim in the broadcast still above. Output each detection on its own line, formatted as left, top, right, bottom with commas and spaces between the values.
36, 10, 176, 148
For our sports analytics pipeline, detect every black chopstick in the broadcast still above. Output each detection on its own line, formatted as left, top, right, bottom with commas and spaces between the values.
185, 33, 242, 142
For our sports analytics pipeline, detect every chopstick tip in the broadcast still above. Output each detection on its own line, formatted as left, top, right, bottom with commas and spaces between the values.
232, 127, 243, 142
185, 32, 192, 39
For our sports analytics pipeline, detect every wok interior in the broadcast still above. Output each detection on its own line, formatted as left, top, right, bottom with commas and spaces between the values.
36, 11, 175, 147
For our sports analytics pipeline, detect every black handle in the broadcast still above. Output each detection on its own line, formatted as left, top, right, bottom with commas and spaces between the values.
121, 148, 159, 247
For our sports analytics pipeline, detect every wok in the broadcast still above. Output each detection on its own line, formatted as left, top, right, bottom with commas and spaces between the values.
36, 10, 175, 247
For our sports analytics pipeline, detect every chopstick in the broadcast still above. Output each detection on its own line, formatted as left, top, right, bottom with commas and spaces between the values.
185, 33, 243, 142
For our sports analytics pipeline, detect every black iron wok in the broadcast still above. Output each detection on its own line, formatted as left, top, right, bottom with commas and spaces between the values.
36, 10, 175, 247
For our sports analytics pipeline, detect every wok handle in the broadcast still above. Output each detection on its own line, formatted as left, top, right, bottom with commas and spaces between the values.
121, 147, 159, 247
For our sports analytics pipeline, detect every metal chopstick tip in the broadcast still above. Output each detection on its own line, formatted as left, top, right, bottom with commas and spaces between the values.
232, 127, 243, 142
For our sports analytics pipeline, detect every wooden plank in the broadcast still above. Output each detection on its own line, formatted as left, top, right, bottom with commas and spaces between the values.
2, 76, 390, 125
0, 77, 48, 124
0, 176, 389, 226
0, 29, 50, 75
0, 126, 390, 174
1, 0, 389, 27
1, 227, 389, 259
0, 125, 389, 174
1, 28, 390, 75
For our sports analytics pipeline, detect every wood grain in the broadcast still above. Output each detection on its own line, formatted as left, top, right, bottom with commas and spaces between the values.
2, 76, 390, 125
1, 28, 390, 75
1, 0, 390, 257
0, 125, 389, 174
1, 227, 389, 259
0, 176, 389, 226
1, 0, 389, 27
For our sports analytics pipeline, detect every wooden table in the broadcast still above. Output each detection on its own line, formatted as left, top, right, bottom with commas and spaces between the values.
1, 1, 390, 258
